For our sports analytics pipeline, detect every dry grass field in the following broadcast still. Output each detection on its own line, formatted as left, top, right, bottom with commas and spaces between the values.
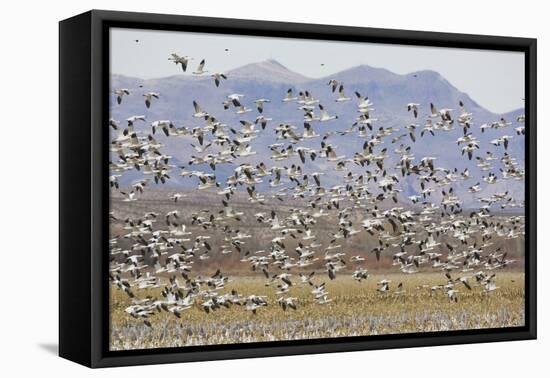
110, 272, 524, 350
109, 190, 525, 350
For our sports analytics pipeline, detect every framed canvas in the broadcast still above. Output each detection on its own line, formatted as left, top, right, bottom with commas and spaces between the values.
59, 10, 537, 368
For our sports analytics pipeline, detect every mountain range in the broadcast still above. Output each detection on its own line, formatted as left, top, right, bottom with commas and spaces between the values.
110, 59, 525, 208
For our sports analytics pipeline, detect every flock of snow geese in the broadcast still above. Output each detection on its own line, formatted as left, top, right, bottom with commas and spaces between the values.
109, 52, 525, 327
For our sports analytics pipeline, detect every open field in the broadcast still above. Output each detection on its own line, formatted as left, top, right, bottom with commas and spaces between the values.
109, 189, 525, 350
110, 272, 524, 350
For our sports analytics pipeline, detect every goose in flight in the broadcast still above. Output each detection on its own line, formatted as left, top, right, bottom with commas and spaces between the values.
468, 182, 482, 193
299, 272, 315, 285
170, 193, 184, 202
193, 101, 208, 118
255, 115, 272, 130
227, 93, 245, 101
492, 117, 512, 129
302, 122, 319, 139
109, 118, 120, 130
377, 279, 391, 293
352, 268, 369, 282
222, 96, 241, 110
120, 190, 138, 202
126, 115, 146, 127
430, 103, 452, 121
109, 175, 121, 189
254, 98, 271, 113
479, 123, 491, 133
151, 120, 175, 136
143, 92, 159, 109
311, 282, 329, 298
283, 88, 298, 102
193, 59, 208, 75
235, 102, 253, 114
407, 103, 419, 118
277, 297, 297, 311
515, 126, 525, 135
461, 143, 479, 160
114, 88, 130, 105
327, 79, 339, 92
325, 144, 345, 161
495, 135, 513, 150
244, 295, 268, 314
335, 85, 351, 102
458, 100, 472, 119
446, 288, 459, 302
355, 91, 373, 109
482, 172, 497, 184
458, 276, 472, 290
405, 123, 418, 142
211, 73, 227, 87
318, 104, 338, 121
168, 53, 192, 72
298, 90, 320, 106
484, 275, 499, 292
421, 120, 438, 137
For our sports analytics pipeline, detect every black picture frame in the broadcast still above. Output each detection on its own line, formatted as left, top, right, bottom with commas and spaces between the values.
59, 9, 537, 368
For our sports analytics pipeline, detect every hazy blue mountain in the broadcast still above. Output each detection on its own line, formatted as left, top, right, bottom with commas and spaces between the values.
110, 60, 525, 208
227, 59, 310, 83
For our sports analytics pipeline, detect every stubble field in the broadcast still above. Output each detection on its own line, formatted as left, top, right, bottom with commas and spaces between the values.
110, 272, 524, 350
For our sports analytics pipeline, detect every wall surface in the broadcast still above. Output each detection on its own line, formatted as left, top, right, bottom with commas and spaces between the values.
1, 0, 546, 376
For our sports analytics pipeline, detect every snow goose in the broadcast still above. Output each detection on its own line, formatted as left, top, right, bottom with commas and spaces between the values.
282, 88, 298, 102
192, 59, 208, 75
318, 104, 338, 121
143, 92, 159, 109
114, 88, 130, 105
168, 53, 192, 72
211, 73, 227, 87
335, 85, 351, 102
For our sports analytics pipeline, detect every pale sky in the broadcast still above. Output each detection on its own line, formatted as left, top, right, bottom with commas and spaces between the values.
110, 27, 525, 114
